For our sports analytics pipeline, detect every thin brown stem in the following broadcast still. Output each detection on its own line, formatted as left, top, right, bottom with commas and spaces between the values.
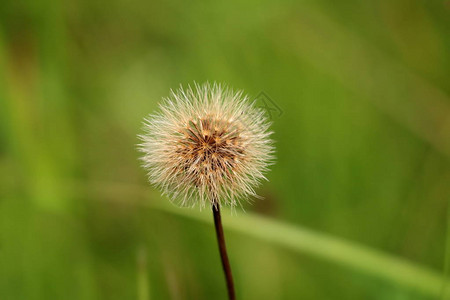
212, 204, 236, 300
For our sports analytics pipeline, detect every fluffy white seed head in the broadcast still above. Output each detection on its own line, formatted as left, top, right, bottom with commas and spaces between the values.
138, 82, 274, 209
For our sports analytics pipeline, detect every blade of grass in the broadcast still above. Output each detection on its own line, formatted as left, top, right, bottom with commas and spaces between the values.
442, 199, 450, 299
85, 181, 446, 297
151, 199, 443, 297
137, 246, 151, 300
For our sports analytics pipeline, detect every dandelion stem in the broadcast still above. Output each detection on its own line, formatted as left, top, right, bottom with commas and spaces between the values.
212, 204, 236, 300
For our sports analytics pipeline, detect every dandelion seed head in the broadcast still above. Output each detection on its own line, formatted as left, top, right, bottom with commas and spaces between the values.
138, 82, 274, 209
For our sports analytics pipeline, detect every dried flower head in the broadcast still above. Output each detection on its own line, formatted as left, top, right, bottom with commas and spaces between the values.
139, 82, 274, 209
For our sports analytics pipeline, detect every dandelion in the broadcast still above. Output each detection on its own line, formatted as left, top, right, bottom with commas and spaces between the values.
138, 82, 274, 299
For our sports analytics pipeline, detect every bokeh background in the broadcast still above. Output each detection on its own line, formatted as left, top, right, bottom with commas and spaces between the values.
1, 0, 450, 299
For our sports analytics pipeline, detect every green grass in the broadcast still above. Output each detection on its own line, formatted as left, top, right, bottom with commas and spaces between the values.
1, 0, 450, 299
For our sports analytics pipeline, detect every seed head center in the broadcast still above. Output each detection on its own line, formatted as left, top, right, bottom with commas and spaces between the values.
178, 117, 244, 174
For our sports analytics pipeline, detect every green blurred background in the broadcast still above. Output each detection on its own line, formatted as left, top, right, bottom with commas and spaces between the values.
1, 0, 450, 299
